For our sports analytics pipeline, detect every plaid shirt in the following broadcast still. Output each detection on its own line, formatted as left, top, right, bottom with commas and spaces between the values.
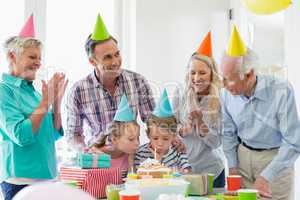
134, 143, 191, 170
66, 69, 155, 146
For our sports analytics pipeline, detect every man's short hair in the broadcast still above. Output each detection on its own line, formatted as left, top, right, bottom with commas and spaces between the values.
222, 48, 259, 80
84, 34, 118, 58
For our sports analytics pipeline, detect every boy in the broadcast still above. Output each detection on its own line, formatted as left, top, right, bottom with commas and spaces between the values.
135, 89, 191, 173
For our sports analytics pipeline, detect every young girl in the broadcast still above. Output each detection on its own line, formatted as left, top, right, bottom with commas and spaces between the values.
92, 94, 140, 178
135, 89, 191, 174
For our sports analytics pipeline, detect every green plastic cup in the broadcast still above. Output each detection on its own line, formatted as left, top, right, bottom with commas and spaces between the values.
106, 184, 124, 200
238, 189, 258, 200
207, 173, 214, 193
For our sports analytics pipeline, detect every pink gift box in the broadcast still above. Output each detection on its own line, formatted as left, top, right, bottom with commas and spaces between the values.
60, 166, 122, 198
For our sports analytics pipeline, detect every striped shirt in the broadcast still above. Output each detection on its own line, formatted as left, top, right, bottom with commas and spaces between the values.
134, 143, 191, 170
66, 70, 155, 146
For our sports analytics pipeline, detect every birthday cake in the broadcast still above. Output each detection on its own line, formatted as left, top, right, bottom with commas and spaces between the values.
137, 158, 172, 178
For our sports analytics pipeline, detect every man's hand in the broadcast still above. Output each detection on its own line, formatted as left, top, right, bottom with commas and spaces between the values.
254, 176, 272, 198
86, 146, 104, 154
172, 136, 186, 153
68, 134, 86, 151
229, 167, 239, 176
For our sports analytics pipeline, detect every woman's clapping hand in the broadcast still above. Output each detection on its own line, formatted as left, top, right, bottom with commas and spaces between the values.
41, 72, 68, 108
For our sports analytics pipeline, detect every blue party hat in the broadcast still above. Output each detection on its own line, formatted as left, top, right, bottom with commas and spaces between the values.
114, 94, 135, 122
153, 89, 174, 118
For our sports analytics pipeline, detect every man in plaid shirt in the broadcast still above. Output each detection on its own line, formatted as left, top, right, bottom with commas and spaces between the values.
66, 15, 186, 154
66, 30, 155, 149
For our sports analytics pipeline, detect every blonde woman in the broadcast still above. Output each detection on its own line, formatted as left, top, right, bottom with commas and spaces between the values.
172, 52, 225, 187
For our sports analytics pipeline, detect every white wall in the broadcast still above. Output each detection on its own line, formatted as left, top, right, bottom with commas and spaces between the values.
134, 0, 230, 144
114, 0, 136, 71
229, 0, 285, 66
0, 1, 25, 75
135, 0, 230, 92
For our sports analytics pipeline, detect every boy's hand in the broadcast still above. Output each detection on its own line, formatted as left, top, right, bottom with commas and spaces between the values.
181, 167, 192, 174
172, 136, 186, 153
229, 167, 239, 176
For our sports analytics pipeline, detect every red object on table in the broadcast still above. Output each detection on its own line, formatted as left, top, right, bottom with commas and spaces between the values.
119, 190, 141, 200
60, 167, 122, 198
227, 175, 242, 191
120, 195, 140, 200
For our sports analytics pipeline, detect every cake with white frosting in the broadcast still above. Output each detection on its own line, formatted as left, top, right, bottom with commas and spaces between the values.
137, 158, 172, 178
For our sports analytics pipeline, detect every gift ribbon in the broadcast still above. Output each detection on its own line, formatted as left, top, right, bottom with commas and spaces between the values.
92, 154, 98, 168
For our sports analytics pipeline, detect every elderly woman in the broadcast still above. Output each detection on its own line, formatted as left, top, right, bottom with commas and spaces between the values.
173, 38, 225, 187
0, 33, 68, 199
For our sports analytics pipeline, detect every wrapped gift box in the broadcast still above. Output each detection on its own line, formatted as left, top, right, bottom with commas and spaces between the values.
78, 153, 111, 169
60, 166, 122, 198
182, 174, 208, 196
79, 160, 111, 168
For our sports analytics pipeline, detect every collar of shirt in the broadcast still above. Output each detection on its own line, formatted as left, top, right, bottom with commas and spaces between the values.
92, 70, 123, 89
240, 75, 269, 102
2, 73, 35, 90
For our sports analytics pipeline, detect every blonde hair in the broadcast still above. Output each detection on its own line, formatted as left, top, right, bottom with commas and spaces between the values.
146, 114, 177, 136
183, 53, 222, 123
93, 121, 139, 148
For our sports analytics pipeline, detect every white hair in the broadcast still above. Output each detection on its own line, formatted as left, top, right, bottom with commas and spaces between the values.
223, 48, 258, 80
3, 36, 42, 62
238, 48, 259, 79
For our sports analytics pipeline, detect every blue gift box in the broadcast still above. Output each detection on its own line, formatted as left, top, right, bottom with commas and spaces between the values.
78, 153, 111, 169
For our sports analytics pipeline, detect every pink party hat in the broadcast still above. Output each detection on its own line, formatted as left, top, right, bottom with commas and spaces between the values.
19, 14, 35, 38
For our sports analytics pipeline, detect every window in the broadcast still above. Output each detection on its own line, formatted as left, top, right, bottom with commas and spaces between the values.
0, 1, 25, 74
246, 12, 285, 68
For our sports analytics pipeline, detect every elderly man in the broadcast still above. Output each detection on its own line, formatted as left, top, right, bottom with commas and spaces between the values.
66, 14, 155, 149
220, 26, 300, 199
